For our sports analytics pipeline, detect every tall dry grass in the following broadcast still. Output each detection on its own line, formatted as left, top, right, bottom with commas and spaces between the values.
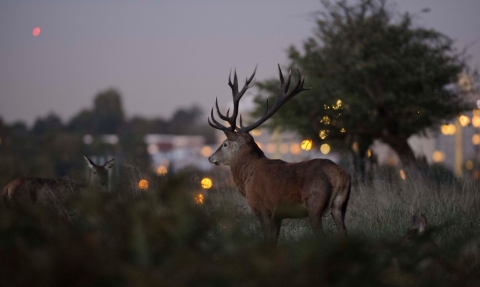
1, 165, 479, 286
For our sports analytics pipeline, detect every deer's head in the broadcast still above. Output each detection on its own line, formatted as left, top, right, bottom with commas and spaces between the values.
208, 65, 308, 166
84, 155, 115, 189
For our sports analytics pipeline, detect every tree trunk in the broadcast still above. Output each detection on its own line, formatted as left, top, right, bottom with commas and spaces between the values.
382, 136, 417, 168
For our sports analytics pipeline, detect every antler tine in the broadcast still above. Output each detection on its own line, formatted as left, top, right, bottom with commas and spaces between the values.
239, 95, 269, 130
208, 107, 232, 131
215, 98, 230, 121
237, 65, 309, 133
212, 66, 257, 132
284, 69, 292, 94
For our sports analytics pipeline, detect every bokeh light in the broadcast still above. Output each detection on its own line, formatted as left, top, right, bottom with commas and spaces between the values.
266, 143, 276, 153
194, 193, 204, 205
301, 140, 312, 151
472, 134, 480, 145
157, 165, 168, 175
466, 160, 474, 170
290, 143, 301, 155
473, 116, 480, 128
250, 129, 262, 136
32, 27, 41, 36
138, 179, 149, 190
432, 151, 445, 163
459, 115, 470, 127
319, 130, 328, 140
441, 124, 456, 135
399, 169, 406, 180
201, 177, 212, 189
201, 146, 212, 157
279, 143, 289, 154
320, 144, 330, 154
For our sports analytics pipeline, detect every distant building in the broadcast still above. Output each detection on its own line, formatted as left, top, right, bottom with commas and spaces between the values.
144, 134, 213, 173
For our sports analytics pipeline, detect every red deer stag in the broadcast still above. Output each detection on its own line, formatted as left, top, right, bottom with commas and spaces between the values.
208, 65, 351, 244
3, 155, 115, 209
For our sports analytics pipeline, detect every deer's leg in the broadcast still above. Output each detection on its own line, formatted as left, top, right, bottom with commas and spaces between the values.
305, 197, 329, 240
331, 207, 347, 237
269, 218, 282, 245
308, 213, 325, 240
256, 212, 282, 245
331, 176, 351, 238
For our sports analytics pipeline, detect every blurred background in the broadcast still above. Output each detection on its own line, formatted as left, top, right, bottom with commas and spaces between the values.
2, 1, 480, 285
1, 0, 480, 186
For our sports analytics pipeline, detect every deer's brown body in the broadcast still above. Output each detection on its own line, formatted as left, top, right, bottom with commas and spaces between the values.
2, 156, 114, 209
208, 65, 351, 244
3, 178, 84, 208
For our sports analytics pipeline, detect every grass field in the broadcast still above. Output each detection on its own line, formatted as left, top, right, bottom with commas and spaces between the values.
1, 166, 479, 286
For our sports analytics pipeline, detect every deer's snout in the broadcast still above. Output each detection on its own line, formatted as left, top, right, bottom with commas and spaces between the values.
208, 156, 219, 165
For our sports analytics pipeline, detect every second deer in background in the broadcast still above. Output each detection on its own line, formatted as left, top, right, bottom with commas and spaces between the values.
2, 155, 115, 212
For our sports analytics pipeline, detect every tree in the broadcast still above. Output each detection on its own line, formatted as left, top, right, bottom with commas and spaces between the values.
167, 105, 202, 134
67, 109, 95, 133
31, 113, 64, 135
92, 89, 125, 134
254, 0, 469, 167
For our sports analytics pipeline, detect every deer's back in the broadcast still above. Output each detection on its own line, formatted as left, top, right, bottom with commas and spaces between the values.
242, 158, 332, 209
4, 177, 82, 206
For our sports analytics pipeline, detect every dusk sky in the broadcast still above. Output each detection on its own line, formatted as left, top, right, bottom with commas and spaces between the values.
1, 0, 479, 126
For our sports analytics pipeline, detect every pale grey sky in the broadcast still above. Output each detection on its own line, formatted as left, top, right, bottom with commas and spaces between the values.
1, 0, 479, 126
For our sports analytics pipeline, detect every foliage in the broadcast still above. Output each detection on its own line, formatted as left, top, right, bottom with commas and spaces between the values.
253, 0, 469, 166
0, 89, 216, 186
1, 169, 480, 286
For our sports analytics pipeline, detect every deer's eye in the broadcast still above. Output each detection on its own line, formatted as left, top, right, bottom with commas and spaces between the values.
223, 142, 227, 147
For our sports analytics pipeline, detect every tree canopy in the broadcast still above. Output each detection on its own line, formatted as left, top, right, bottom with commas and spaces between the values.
254, 0, 469, 166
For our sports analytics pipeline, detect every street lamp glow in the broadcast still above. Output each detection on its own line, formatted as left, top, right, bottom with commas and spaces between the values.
441, 124, 456, 135
320, 144, 330, 154
432, 151, 445, 162
459, 115, 470, 127
472, 134, 480, 145
472, 116, 480, 128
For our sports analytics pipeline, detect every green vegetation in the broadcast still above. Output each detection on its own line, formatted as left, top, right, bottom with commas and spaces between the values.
1, 167, 479, 286
253, 0, 471, 169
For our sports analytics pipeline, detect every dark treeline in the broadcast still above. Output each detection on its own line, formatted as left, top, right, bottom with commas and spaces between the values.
0, 88, 215, 185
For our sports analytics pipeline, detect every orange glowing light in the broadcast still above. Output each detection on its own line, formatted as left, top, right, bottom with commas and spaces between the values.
399, 169, 406, 180
290, 143, 301, 155
157, 165, 168, 175
32, 27, 41, 37
194, 193, 204, 205
138, 179, 149, 190
432, 151, 445, 163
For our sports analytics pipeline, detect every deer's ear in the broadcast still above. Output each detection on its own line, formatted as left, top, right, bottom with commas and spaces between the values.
84, 155, 95, 169
104, 158, 115, 170
224, 130, 239, 141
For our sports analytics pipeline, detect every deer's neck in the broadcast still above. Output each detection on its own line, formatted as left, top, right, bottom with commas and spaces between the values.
230, 150, 265, 197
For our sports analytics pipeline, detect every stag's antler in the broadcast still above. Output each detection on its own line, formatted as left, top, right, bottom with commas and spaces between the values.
208, 64, 309, 133
237, 64, 309, 133
208, 66, 257, 132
